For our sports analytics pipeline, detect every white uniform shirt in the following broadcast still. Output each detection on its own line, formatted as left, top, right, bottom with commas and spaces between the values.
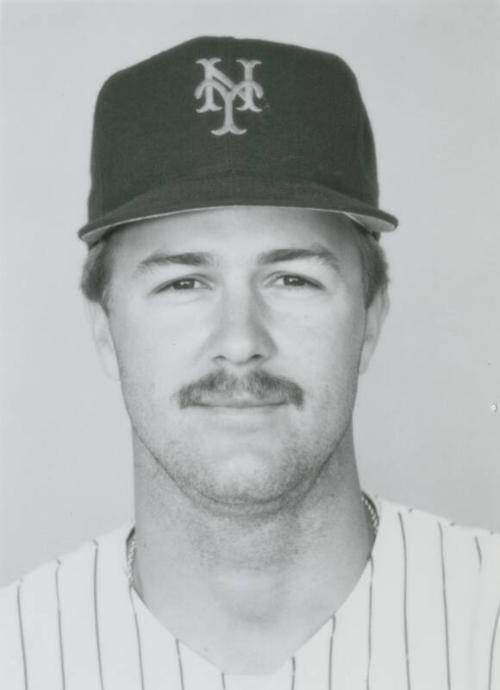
2, 498, 499, 690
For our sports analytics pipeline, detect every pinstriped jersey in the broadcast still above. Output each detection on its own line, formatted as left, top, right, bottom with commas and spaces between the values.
1, 498, 499, 690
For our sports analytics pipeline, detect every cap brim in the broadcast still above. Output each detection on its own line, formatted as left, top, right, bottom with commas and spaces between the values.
78, 175, 398, 245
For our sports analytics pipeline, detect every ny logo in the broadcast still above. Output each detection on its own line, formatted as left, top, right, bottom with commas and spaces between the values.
194, 58, 264, 136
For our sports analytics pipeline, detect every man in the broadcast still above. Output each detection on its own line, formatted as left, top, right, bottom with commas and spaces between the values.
1, 35, 499, 690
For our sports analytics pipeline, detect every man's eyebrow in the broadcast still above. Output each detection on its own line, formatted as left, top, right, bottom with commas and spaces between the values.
256, 245, 341, 270
134, 245, 340, 275
134, 251, 214, 274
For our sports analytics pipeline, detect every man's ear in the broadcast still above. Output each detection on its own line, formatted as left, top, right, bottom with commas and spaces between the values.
87, 302, 120, 380
359, 289, 390, 375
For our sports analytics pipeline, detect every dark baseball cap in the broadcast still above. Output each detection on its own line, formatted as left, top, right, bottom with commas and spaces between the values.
78, 36, 398, 245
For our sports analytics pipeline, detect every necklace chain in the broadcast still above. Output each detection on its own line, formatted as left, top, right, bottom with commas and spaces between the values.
127, 493, 379, 587
361, 492, 379, 534
127, 529, 135, 587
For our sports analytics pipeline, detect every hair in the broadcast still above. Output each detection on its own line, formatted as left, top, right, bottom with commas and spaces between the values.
80, 219, 389, 311
350, 225, 390, 306
80, 231, 117, 311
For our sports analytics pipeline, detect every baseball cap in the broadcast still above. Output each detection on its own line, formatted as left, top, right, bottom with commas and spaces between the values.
78, 36, 398, 245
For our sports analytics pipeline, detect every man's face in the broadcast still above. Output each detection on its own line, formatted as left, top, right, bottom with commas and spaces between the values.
94, 207, 386, 512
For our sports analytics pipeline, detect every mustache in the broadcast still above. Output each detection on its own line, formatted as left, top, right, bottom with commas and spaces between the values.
177, 369, 304, 409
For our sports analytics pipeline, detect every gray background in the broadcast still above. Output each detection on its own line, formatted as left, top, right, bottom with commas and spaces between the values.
1, 0, 499, 586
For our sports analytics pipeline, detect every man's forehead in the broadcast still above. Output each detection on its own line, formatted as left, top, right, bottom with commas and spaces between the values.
111, 206, 359, 260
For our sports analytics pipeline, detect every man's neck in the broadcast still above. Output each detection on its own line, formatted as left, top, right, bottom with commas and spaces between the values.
132, 429, 373, 674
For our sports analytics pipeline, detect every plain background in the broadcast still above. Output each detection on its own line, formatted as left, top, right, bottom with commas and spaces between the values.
0, 0, 499, 586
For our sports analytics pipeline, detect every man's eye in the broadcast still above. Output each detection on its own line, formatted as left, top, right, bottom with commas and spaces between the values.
156, 278, 205, 292
275, 274, 317, 288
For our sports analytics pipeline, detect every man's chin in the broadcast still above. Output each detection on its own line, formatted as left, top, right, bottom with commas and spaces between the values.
174, 455, 316, 517
188, 485, 300, 519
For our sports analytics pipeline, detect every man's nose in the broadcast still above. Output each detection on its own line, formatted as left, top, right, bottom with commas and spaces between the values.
207, 288, 277, 367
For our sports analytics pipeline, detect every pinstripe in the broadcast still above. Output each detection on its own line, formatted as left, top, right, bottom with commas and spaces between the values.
92, 540, 105, 690
397, 512, 411, 690
488, 600, 500, 690
366, 556, 374, 689
55, 560, 66, 690
438, 523, 451, 690
475, 536, 483, 568
176, 639, 185, 690
328, 616, 336, 690
290, 656, 296, 690
16, 580, 28, 690
128, 586, 145, 690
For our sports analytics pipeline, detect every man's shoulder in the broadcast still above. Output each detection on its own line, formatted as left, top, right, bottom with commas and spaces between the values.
0, 525, 132, 689
378, 497, 500, 550
380, 496, 498, 533
0, 523, 131, 609
371, 498, 500, 687
375, 497, 500, 586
